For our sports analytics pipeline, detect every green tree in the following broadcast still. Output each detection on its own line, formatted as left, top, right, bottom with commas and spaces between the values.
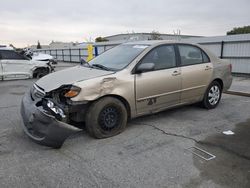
149, 30, 162, 40
37, 41, 42, 49
95, 37, 109, 42
227, 26, 250, 35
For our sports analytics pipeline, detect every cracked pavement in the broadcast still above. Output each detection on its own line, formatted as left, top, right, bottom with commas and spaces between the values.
0, 78, 250, 188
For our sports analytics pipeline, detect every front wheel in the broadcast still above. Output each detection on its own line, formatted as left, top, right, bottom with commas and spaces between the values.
202, 81, 222, 109
33, 68, 49, 79
85, 97, 127, 138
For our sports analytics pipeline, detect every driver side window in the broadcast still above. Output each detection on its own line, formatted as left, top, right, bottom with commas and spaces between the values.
140, 45, 176, 71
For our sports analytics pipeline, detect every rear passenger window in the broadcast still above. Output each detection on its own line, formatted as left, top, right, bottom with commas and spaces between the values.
178, 45, 208, 66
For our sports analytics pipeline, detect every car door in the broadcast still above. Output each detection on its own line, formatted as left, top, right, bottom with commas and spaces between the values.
177, 44, 213, 103
134, 45, 181, 115
0, 50, 32, 80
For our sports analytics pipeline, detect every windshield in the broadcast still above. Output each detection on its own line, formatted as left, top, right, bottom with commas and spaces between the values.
88, 44, 149, 70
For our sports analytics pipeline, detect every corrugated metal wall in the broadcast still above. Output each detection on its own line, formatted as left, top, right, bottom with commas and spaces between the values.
182, 34, 250, 74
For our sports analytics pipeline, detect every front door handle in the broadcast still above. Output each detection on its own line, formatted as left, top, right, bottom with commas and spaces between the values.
205, 66, 212, 70
172, 70, 181, 76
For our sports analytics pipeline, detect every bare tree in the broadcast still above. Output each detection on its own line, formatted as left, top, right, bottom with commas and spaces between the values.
37, 41, 42, 49
149, 30, 162, 40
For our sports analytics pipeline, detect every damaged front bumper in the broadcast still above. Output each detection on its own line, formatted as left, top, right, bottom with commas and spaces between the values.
20, 92, 81, 148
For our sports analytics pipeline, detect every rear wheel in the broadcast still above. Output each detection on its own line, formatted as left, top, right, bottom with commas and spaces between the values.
85, 97, 127, 138
202, 81, 222, 109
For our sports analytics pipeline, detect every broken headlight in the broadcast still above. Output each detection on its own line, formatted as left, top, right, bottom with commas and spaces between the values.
44, 99, 66, 120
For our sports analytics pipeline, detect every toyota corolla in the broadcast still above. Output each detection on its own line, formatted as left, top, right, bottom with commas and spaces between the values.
20, 41, 232, 148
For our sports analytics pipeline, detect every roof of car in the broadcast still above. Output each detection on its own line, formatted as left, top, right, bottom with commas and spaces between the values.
123, 40, 217, 60
124, 40, 188, 46
0, 46, 14, 50
124, 40, 167, 45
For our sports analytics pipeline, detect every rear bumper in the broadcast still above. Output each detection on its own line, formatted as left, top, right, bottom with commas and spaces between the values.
20, 92, 81, 148
223, 74, 233, 92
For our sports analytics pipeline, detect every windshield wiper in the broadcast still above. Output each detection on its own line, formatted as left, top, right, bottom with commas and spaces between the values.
80, 58, 92, 68
91, 64, 111, 71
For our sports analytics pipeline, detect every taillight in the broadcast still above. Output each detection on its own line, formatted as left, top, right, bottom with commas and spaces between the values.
229, 64, 232, 72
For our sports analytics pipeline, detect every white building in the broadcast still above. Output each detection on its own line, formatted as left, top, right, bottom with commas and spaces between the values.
49, 41, 80, 49
103, 33, 201, 42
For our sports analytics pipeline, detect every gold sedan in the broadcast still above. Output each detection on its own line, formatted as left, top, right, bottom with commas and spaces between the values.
21, 41, 233, 148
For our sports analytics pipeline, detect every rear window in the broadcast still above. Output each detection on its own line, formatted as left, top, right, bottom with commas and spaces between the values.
0, 50, 26, 60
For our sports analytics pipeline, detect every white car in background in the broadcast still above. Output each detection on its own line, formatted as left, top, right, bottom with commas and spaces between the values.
0, 46, 53, 80
22, 48, 57, 64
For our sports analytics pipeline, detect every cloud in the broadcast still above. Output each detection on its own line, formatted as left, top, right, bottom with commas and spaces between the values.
0, 0, 249, 47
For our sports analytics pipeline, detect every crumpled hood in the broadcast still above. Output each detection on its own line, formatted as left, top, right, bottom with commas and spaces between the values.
35, 65, 114, 92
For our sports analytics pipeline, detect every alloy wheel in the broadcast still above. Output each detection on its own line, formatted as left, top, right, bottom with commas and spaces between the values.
208, 85, 220, 105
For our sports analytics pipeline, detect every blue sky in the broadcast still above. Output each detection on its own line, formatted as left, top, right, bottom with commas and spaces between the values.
0, 0, 249, 47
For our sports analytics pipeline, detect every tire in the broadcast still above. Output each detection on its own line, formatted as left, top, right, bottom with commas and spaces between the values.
202, 81, 222, 109
36, 72, 46, 78
33, 68, 49, 78
85, 97, 127, 139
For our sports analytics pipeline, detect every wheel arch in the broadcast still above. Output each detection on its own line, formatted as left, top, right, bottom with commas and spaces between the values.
212, 78, 224, 90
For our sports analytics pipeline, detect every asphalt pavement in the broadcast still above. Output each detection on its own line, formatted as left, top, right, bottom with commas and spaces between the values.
0, 66, 250, 188
226, 77, 250, 97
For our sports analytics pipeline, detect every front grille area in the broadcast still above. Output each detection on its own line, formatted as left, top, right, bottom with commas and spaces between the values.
31, 84, 45, 100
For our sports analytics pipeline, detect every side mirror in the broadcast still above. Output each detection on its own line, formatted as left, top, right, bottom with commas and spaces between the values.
135, 63, 155, 74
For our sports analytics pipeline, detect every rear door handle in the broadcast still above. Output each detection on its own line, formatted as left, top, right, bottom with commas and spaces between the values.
172, 70, 181, 76
205, 66, 212, 70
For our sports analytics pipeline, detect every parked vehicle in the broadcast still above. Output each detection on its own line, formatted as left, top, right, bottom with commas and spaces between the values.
0, 47, 53, 80
20, 41, 233, 148
21, 48, 57, 64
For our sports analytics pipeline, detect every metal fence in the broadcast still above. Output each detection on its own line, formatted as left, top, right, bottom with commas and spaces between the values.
34, 44, 117, 63
182, 34, 250, 74
41, 48, 87, 62
196, 40, 250, 74
34, 34, 250, 74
